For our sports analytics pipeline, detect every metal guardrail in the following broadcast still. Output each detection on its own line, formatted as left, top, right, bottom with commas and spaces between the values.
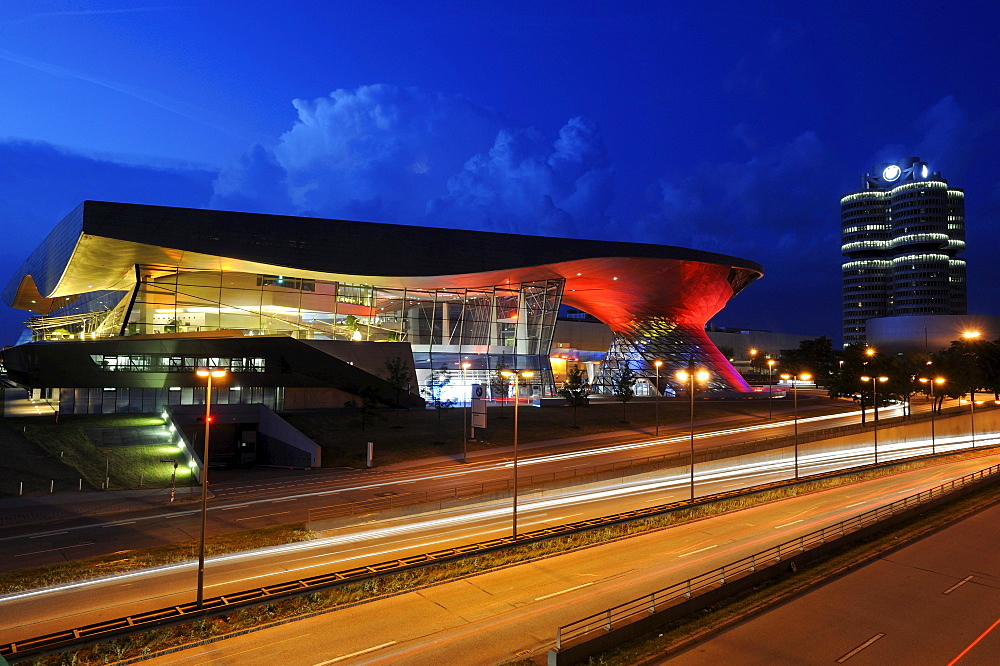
6, 444, 910, 662
4, 406, 992, 660
552, 462, 1000, 653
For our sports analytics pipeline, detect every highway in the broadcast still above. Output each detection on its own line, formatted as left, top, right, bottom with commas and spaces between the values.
665, 495, 1000, 665
0, 397, 915, 571
111, 448, 1000, 666
0, 417, 996, 651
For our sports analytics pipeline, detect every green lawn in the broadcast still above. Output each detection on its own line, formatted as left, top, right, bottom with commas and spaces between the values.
16, 415, 189, 492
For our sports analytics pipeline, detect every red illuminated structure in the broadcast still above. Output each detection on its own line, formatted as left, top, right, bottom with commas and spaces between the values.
2, 201, 762, 412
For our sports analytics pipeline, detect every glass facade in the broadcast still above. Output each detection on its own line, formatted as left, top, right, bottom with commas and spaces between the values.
35, 265, 565, 395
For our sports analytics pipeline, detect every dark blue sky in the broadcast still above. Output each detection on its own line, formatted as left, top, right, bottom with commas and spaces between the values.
2, 1, 998, 345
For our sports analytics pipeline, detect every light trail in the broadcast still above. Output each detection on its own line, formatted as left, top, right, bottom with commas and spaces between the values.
7, 427, 996, 607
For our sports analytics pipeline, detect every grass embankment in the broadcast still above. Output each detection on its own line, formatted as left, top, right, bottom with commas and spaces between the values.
286, 397, 843, 468
8, 415, 186, 495
13, 448, 993, 665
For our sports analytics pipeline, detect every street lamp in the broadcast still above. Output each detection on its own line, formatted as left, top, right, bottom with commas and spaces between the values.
461, 362, 471, 463
195, 367, 226, 608
676, 368, 710, 501
780, 372, 811, 478
861, 374, 888, 464
500, 369, 534, 537
766, 359, 776, 419
962, 331, 981, 447
653, 360, 663, 436
918, 377, 945, 454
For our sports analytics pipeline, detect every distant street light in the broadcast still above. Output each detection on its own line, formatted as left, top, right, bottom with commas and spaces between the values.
653, 360, 663, 436
461, 362, 471, 463
918, 377, 945, 454
962, 331, 981, 447
195, 367, 227, 608
500, 369, 534, 537
861, 374, 889, 464
780, 372, 811, 478
766, 359, 776, 419
676, 368, 710, 501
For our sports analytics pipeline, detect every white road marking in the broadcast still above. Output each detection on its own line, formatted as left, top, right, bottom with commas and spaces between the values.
836, 633, 884, 663
221, 505, 249, 510
845, 501, 866, 508
943, 575, 974, 595
315, 641, 397, 664
271, 498, 297, 503
235, 511, 291, 521
15, 542, 94, 557
30, 531, 66, 538
677, 544, 717, 558
534, 582, 594, 601
774, 519, 804, 529
102, 521, 135, 528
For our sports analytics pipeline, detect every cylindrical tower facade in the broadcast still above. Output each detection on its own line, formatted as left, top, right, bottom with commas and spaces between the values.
840, 158, 966, 347
841, 190, 890, 347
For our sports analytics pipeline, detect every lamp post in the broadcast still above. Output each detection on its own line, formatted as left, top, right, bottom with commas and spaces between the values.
500, 369, 534, 537
780, 372, 811, 478
676, 368, 710, 501
766, 359, 776, 419
195, 367, 226, 608
653, 360, 663, 436
918, 377, 945, 454
461, 362, 471, 463
861, 374, 888, 464
962, 331, 980, 448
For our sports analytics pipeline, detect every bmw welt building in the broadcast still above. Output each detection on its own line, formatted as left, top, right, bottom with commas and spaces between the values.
1, 201, 763, 414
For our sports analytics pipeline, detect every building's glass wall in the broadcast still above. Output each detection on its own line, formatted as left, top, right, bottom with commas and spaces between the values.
110, 265, 564, 396
59, 385, 283, 415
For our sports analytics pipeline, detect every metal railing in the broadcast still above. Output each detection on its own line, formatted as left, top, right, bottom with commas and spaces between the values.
553, 462, 1000, 652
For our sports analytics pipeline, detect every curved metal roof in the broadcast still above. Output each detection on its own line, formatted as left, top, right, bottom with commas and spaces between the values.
4, 201, 763, 331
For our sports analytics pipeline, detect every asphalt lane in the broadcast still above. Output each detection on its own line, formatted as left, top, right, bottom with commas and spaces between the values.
120, 450, 1000, 666
4, 444, 1000, 655
0, 398, 903, 570
665, 497, 1000, 665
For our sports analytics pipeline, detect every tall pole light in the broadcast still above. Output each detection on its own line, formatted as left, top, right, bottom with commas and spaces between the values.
962, 331, 980, 447
461, 362, 471, 463
653, 360, 663, 436
195, 367, 226, 608
676, 368, 709, 501
919, 377, 945, 454
780, 372, 811, 478
500, 369, 533, 537
766, 359, 776, 419
861, 374, 888, 464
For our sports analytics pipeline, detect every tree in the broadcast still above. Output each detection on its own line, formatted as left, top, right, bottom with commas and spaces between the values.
344, 385, 382, 432
779, 336, 839, 385
611, 366, 636, 422
558, 364, 590, 427
490, 356, 512, 419
383, 356, 412, 407
421, 364, 456, 421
